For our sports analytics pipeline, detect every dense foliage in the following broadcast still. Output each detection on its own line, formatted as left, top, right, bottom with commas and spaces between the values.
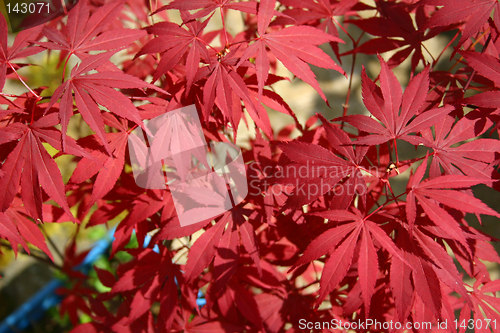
0, 0, 499, 332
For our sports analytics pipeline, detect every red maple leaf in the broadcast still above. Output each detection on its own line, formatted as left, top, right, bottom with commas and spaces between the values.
155, 0, 257, 18
0, 16, 43, 90
420, 112, 500, 180
291, 209, 409, 310
138, 18, 211, 86
0, 199, 53, 259
344, 56, 452, 145
70, 114, 130, 211
278, 0, 359, 60
406, 155, 500, 241
462, 51, 500, 109
39, 1, 145, 58
277, 140, 351, 206
425, 0, 499, 45
237, 0, 345, 100
47, 52, 166, 153
346, 2, 448, 69
202, 50, 273, 138
0, 107, 84, 222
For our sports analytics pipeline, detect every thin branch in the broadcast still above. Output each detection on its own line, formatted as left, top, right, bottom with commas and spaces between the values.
41, 225, 65, 262
0, 241, 63, 271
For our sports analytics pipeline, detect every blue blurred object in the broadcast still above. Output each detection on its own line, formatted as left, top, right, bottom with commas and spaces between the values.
0, 229, 205, 333
0, 279, 62, 333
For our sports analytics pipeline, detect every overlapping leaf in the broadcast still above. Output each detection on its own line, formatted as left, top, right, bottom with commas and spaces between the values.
47, 52, 165, 153
238, 0, 345, 100
425, 0, 498, 45
420, 113, 500, 180
39, 0, 145, 57
0, 111, 84, 222
292, 209, 409, 309
462, 51, 500, 109
0, 16, 43, 90
138, 19, 211, 85
406, 156, 500, 241
344, 56, 452, 145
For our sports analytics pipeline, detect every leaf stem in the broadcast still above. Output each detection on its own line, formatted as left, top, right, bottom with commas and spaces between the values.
332, 16, 355, 45
229, 38, 257, 47
433, 30, 459, 68
340, 32, 363, 129
365, 190, 408, 220
220, 8, 228, 47
42, 225, 65, 262
341, 49, 357, 129
61, 52, 73, 83
462, 33, 491, 92
8, 62, 40, 99
393, 138, 399, 166
364, 202, 385, 220
127, 124, 139, 134
421, 43, 436, 64
447, 28, 490, 73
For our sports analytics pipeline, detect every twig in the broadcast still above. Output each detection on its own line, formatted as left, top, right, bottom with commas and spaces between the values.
0, 241, 63, 271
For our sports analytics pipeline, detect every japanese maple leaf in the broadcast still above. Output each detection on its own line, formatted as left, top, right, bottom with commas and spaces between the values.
420, 113, 500, 180
138, 18, 211, 87
184, 212, 231, 281
47, 52, 165, 153
155, 0, 257, 18
212, 218, 241, 292
277, 141, 351, 207
107, 172, 233, 254
346, 2, 446, 70
184, 208, 260, 283
70, 115, 129, 211
290, 209, 409, 310
202, 50, 273, 138
278, 0, 359, 60
39, 1, 145, 58
0, 119, 77, 222
389, 239, 414, 321
0, 16, 43, 90
405, 156, 500, 244
319, 114, 370, 206
110, 248, 180, 330
0, 211, 25, 255
107, 185, 220, 256
458, 278, 500, 331
344, 56, 452, 146
390, 227, 472, 320
461, 51, 500, 109
245, 132, 290, 224
404, 249, 445, 319
211, 210, 262, 279
425, 0, 499, 45
0, 199, 54, 259
237, 0, 345, 100
245, 73, 297, 119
